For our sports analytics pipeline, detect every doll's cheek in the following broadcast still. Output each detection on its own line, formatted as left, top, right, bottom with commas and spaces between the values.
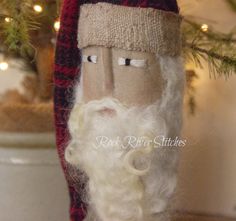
112, 65, 163, 106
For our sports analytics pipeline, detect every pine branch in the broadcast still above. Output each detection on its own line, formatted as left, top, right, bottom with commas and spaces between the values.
184, 19, 236, 43
0, 0, 40, 55
183, 19, 236, 78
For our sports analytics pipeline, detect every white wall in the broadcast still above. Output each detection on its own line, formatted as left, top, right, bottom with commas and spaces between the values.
175, 0, 236, 217
0, 147, 70, 221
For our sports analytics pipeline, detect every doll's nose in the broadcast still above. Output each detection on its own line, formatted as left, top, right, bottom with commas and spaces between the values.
101, 48, 114, 96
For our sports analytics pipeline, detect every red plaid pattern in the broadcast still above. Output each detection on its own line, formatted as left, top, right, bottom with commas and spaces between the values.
54, 0, 179, 220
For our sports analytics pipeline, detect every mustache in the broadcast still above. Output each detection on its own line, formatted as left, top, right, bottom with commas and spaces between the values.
72, 97, 162, 120
67, 97, 167, 175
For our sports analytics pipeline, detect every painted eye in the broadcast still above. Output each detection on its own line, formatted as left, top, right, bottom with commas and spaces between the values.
118, 57, 146, 68
82, 55, 97, 63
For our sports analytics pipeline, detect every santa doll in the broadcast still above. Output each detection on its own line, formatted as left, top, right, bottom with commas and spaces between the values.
54, 1, 185, 221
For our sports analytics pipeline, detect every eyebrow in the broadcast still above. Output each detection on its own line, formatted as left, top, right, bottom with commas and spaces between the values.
82, 55, 97, 63
118, 57, 147, 68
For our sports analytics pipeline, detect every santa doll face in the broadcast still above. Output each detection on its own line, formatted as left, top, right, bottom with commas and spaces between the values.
81, 46, 164, 106
66, 3, 184, 221
66, 44, 185, 221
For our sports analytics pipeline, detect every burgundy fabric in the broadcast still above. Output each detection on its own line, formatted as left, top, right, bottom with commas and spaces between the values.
80, 0, 179, 13
54, 0, 179, 220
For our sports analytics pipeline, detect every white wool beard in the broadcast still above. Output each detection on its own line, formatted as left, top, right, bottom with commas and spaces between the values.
65, 55, 185, 221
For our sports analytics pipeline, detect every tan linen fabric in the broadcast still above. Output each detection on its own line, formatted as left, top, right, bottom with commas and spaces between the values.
81, 46, 163, 106
78, 2, 182, 56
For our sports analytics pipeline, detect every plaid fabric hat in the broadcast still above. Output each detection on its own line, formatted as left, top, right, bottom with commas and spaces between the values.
54, 1, 180, 221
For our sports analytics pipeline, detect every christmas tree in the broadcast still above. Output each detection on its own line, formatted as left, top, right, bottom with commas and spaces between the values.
0, 0, 60, 138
